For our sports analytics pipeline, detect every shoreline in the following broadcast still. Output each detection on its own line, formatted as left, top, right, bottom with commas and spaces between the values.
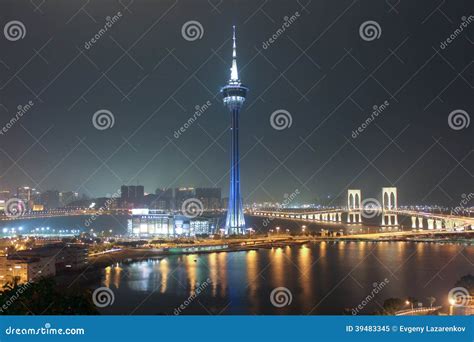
88, 233, 474, 267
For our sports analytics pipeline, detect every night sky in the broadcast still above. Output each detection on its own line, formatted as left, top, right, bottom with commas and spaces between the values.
0, 0, 472, 206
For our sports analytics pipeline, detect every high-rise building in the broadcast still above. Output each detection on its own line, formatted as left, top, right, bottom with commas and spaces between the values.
16, 186, 40, 209
174, 187, 195, 211
16, 186, 33, 202
0, 190, 11, 211
221, 26, 248, 235
195, 187, 222, 210
120, 185, 145, 207
59, 191, 79, 207
154, 188, 174, 210
0, 190, 10, 201
41, 190, 60, 209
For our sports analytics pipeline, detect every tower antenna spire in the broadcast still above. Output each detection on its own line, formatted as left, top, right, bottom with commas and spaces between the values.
230, 25, 239, 82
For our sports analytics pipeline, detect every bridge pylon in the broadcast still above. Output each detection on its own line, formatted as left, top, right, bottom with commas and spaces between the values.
382, 187, 398, 227
347, 189, 362, 223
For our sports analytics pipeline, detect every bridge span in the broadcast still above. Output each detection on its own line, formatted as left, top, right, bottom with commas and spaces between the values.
248, 188, 473, 231
249, 209, 473, 230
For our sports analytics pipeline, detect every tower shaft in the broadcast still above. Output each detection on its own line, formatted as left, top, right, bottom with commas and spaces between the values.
221, 26, 248, 235
225, 106, 245, 234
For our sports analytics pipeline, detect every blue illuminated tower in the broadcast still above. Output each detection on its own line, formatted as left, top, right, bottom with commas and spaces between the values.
222, 26, 248, 235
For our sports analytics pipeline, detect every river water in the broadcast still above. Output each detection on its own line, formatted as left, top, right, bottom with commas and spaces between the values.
98, 241, 472, 315
2, 215, 471, 314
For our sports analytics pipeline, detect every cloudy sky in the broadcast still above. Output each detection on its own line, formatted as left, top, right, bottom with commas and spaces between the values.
0, 0, 472, 205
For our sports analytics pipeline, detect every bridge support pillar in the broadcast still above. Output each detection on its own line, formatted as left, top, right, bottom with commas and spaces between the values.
435, 220, 442, 229
382, 214, 398, 226
337, 212, 342, 222
427, 219, 434, 230
347, 212, 361, 223
411, 216, 417, 228
418, 217, 423, 229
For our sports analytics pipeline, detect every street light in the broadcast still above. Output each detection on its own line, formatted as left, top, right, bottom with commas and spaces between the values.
302, 225, 306, 234
276, 227, 280, 235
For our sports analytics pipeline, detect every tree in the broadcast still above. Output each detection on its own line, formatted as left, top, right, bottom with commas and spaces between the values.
455, 274, 474, 294
0, 277, 98, 315
381, 297, 405, 315
427, 296, 436, 308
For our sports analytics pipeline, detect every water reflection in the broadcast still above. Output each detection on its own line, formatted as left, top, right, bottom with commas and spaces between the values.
217, 252, 227, 297
246, 250, 259, 296
270, 247, 284, 287
159, 259, 169, 293
184, 255, 197, 295
298, 245, 312, 308
100, 242, 473, 315
208, 253, 218, 296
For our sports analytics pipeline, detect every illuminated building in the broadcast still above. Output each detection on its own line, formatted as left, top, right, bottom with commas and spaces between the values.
32, 204, 44, 211
14, 243, 88, 272
221, 26, 248, 235
127, 209, 216, 237
16, 186, 39, 209
0, 256, 55, 286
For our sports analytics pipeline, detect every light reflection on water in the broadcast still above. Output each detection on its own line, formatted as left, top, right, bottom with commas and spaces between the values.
99, 242, 473, 315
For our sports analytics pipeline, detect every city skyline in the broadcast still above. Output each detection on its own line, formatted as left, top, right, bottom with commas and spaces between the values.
0, 0, 472, 207
0, 0, 472, 324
